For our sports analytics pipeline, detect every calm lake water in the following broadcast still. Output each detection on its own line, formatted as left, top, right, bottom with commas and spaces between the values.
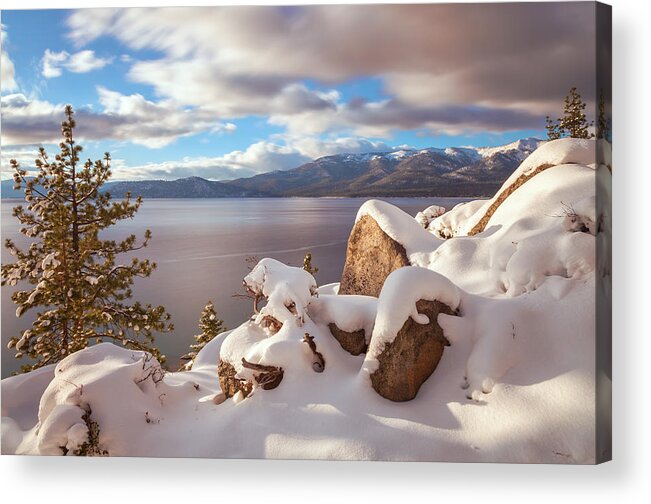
1, 197, 471, 376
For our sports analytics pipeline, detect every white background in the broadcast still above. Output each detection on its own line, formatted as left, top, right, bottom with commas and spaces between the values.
1, 0, 649, 502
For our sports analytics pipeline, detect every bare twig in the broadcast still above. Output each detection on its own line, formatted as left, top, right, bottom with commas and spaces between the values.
303, 333, 325, 373
135, 352, 165, 384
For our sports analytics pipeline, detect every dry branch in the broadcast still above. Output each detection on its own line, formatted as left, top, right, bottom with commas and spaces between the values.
303, 333, 325, 373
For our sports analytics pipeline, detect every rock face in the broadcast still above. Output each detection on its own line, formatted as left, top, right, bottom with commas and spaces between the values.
218, 360, 253, 398
339, 215, 410, 297
370, 299, 456, 402
328, 323, 367, 355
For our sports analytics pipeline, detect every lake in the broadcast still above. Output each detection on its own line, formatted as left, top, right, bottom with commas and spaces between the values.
1, 197, 471, 376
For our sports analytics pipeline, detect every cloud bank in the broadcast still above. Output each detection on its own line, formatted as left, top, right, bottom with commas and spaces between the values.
1, 90, 235, 148
66, 3, 595, 135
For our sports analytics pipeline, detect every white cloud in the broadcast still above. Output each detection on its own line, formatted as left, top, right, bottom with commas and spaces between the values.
284, 136, 396, 159
41, 49, 112, 78
1, 25, 18, 92
1, 90, 235, 148
110, 141, 312, 181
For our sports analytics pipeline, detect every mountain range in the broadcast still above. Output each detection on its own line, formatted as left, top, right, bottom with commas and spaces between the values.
1, 138, 544, 199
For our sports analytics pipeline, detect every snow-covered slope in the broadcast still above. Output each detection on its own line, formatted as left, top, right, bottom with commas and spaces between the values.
1, 138, 609, 463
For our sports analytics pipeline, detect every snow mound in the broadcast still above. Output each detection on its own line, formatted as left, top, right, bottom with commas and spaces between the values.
34, 343, 198, 455
1, 364, 55, 454
429, 164, 598, 296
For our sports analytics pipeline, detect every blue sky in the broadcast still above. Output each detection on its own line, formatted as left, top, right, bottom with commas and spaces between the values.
1, 4, 594, 180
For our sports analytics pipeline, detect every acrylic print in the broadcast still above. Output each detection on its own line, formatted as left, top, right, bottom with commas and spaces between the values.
0, 2, 611, 462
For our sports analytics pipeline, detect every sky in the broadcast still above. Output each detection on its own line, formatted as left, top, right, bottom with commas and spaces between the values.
1, 3, 596, 181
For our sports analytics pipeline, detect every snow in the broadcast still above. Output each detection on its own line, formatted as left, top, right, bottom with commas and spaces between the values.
476, 137, 545, 158
387, 149, 409, 160
244, 257, 317, 328
1, 138, 608, 463
316, 282, 339, 296
415, 204, 446, 228
429, 199, 485, 238
308, 294, 377, 340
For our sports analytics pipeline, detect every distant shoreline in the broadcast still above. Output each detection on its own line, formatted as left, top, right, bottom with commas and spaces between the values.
1, 195, 489, 201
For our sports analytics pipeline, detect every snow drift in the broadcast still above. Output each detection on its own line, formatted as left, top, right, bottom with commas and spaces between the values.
1, 138, 609, 463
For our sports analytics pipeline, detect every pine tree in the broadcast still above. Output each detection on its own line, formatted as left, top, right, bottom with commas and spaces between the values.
546, 87, 594, 140
302, 252, 318, 276
180, 300, 226, 370
596, 89, 610, 140
2, 105, 173, 372
545, 115, 562, 140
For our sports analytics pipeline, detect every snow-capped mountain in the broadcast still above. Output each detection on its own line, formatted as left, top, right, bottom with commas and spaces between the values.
1, 138, 545, 199
226, 137, 545, 197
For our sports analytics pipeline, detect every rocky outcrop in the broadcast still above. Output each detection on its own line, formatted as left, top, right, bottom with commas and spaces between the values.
339, 215, 410, 297
328, 323, 367, 355
218, 360, 253, 398
370, 299, 456, 402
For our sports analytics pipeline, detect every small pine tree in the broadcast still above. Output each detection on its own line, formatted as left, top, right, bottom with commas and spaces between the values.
596, 89, 610, 140
2, 105, 173, 372
303, 252, 318, 276
546, 87, 594, 140
180, 300, 226, 370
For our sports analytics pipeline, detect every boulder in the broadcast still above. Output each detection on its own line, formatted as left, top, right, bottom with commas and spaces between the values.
370, 299, 456, 402
328, 323, 367, 355
218, 359, 253, 398
339, 215, 410, 297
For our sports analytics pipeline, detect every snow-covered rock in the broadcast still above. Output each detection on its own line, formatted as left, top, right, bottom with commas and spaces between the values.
364, 267, 461, 372
244, 257, 317, 330
362, 267, 461, 401
219, 260, 323, 396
